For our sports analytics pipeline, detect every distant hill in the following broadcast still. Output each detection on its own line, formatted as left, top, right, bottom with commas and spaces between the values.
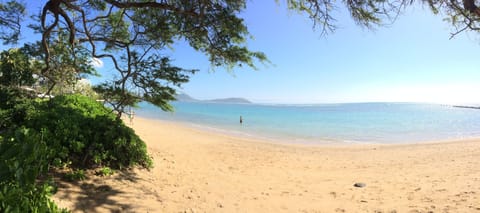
175, 93, 198, 102
175, 93, 251, 104
206, 98, 252, 104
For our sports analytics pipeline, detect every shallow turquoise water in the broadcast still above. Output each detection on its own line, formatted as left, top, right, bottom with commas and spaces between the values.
136, 102, 480, 144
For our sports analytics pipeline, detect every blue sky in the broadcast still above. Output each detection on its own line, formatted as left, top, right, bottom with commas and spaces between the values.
172, 1, 480, 104
3, 1, 480, 104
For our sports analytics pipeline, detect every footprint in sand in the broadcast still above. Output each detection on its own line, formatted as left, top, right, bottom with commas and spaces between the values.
330, 191, 337, 198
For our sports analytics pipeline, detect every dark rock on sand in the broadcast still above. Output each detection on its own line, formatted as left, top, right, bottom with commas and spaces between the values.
354, 182, 366, 188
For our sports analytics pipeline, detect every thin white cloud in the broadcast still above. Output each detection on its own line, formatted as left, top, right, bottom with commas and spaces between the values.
90, 57, 104, 68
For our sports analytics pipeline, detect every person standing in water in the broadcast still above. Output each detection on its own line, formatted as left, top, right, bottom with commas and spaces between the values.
240, 115, 243, 124
128, 108, 135, 125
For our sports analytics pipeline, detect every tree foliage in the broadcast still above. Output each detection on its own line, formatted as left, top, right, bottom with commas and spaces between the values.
0, 128, 68, 213
424, 0, 480, 37
35, 0, 271, 117
0, 0, 24, 44
0, 86, 37, 132
20, 30, 98, 95
0, 48, 35, 87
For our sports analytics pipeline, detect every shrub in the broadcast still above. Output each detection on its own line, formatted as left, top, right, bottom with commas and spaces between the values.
0, 86, 37, 132
96, 167, 114, 176
0, 128, 48, 186
64, 169, 86, 181
0, 182, 67, 213
0, 93, 152, 212
29, 94, 152, 169
0, 128, 67, 213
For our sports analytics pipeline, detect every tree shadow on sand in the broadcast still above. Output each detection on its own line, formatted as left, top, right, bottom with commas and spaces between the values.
52, 169, 150, 212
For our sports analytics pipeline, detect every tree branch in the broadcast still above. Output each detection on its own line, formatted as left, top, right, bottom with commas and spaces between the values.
463, 0, 480, 16
104, 0, 201, 17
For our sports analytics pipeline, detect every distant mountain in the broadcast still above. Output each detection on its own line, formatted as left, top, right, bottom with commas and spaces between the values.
175, 93, 251, 104
206, 98, 252, 104
175, 93, 198, 102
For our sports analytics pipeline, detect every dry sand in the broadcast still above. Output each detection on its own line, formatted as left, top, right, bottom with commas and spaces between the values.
52, 117, 480, 212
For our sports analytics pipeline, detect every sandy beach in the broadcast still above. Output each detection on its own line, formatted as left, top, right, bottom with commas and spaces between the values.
52, 117, 480, 212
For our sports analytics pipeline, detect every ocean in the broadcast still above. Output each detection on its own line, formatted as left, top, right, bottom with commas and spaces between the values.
136, 102, 480, 144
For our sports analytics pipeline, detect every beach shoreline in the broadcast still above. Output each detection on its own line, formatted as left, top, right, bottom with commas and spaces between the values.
137, 115, 480, 147
137, 102, 480, 144
52, 116, 480, 212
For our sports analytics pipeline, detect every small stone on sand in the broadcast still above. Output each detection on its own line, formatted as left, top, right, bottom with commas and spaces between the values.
354, 182, 366, 188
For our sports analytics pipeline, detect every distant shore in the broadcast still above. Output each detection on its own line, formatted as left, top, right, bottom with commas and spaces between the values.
53, 116, 480, 212
453, 105, 480, 110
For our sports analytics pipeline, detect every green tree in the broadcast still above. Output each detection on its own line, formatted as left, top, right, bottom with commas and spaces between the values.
0, 0, 24, 44
38, 0, 271, 118
20, 30, 99, 96
40, 31, 98, 95
0, 48, 35, 87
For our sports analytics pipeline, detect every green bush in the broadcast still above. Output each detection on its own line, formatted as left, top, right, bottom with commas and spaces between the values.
0, 128, 67, 213
0, 93, 152, 212
96, 166, 114, 176
64, 169, 86, 181
29, 94, 152, 169
0, 87, 38, 132
0, 183, 67, 213
0, 128, 48, 186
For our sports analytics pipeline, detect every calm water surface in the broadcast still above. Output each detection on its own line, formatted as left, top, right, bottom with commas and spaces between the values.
136, 102, 480, 144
